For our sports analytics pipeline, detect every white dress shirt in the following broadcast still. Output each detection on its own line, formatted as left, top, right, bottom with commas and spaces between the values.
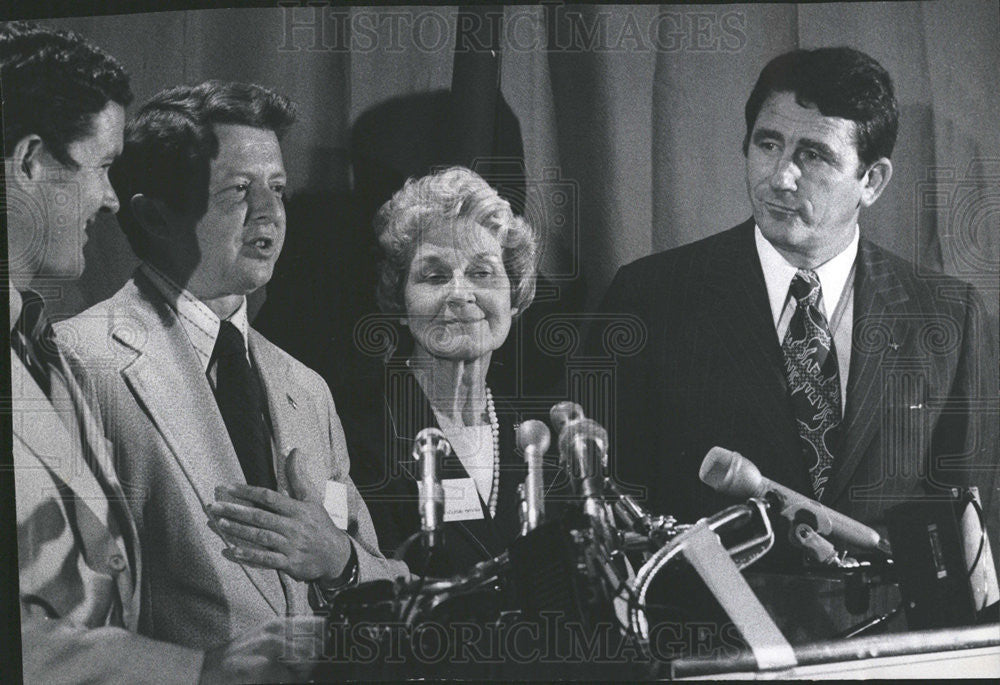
140, 262, 251, 386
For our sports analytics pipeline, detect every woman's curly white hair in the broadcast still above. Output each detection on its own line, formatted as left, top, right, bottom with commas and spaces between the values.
374, 166, 538, 316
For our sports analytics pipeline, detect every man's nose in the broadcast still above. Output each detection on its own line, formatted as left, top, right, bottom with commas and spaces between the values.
769, 153, 800, 192
101, 174, 120, 213
248, 184, 283, 222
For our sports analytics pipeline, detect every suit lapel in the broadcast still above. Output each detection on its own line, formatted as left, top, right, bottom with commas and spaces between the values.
114, 275, 285, 612
11, 350, 140, 625
702, 222, 804, 476
822, 240, 909, 505
249, 332, 313, 493
57, 349, 142, 624
248, 332, 315, 614
12, 351, 113, 517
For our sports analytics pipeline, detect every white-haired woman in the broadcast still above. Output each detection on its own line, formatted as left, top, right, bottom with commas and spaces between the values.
346, 166, 559, 577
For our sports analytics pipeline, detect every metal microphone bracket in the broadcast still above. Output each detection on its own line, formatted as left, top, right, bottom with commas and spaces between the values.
766, 490, 834, 539
792, 522, 839, 565
681, 522, 797, 670
790, 523, 864, 568
422, 528, 443, 551
629, 500, 797, 670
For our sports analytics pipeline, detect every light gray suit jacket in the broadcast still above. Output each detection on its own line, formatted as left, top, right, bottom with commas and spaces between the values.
56, 270, 407, 649
12, 327, 202, 683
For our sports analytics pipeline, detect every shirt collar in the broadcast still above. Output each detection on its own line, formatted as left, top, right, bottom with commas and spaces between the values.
139, 262, 250, 372
754, 224, 859, 326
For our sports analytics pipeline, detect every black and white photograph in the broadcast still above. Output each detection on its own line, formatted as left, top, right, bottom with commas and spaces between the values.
2, 1, 998, 681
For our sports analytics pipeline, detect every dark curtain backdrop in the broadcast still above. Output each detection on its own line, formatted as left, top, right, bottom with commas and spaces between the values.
41, 3, 999, 350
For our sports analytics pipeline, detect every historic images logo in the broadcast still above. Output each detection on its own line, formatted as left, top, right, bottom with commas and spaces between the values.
278, 4, 748, 55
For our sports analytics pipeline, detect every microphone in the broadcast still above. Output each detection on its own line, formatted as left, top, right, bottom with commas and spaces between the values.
558, 418, 608, 493
558, 418, 615, 547
413, 427, 450, 548
549, 401, 586, 437
699, 447, 890, 555
516, 420, 551, 533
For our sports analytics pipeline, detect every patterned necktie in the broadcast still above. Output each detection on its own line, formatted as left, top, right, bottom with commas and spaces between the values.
211, 321, 277, 490
781, 270, 842, 499
11, 291, 62, 396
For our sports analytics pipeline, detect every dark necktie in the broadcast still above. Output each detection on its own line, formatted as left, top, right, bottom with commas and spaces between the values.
11, 291, 62, 396
781, 270, 842, 500
211, 321, 277, 490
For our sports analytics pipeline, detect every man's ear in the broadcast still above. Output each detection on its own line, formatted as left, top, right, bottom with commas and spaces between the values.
10, 134, 46, 185
129, 194, 174, 240
860, 158, 893, 208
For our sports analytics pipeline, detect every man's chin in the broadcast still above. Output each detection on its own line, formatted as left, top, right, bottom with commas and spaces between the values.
756, 211, 808, 238
239, 266, 277, 293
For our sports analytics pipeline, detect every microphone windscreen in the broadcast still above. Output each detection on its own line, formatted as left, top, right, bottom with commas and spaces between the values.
549, 401, 586, 436
699, 446, 760, 498
516, 419, 551, 457
557, 418, 609, 476
413, 427, 449, 459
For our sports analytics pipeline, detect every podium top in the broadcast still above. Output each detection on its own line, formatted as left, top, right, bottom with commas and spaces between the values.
672, 623, 1000, 679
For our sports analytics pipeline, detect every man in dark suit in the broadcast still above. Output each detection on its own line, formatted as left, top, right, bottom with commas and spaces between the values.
597, 47, 998, 563
5, 22, 319, 682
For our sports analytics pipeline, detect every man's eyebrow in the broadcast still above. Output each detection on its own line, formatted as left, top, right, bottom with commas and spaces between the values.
213, 170, 248, 182
798, 137, 838, 160
213, 168, 287, 182
751, 127, 784, 143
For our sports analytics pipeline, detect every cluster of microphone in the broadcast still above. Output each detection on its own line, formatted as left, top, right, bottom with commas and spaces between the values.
412, 399, 892, 567
376, 402, 995, 650
412, 400, 682, 563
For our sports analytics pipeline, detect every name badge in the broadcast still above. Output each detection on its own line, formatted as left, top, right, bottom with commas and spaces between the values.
417, 477, 484, 522
323, 480, 349, 530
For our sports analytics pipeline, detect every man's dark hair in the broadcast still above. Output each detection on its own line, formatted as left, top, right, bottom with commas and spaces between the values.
0, 21, 133, 167
743, 47, 899, 169
113, 80, 297, 261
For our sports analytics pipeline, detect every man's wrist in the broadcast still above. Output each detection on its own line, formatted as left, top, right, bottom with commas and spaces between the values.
310, 545, 358, 610
315, 543, 358, 593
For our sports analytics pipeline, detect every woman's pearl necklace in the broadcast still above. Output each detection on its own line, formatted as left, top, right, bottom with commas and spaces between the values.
485, 386, 500, 519
409, 359, 501, 519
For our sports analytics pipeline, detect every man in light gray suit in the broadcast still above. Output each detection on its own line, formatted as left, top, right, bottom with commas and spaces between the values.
57, 80, 408, 650
6, 22, 320, 683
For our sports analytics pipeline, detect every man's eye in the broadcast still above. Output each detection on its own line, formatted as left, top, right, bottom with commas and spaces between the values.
757, 140, 779, 152
469, 268, 492, 279
233, 183, 250, 196
271, 184, 286, 196
424, 272, 449, 283
800, 149, 822, 163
